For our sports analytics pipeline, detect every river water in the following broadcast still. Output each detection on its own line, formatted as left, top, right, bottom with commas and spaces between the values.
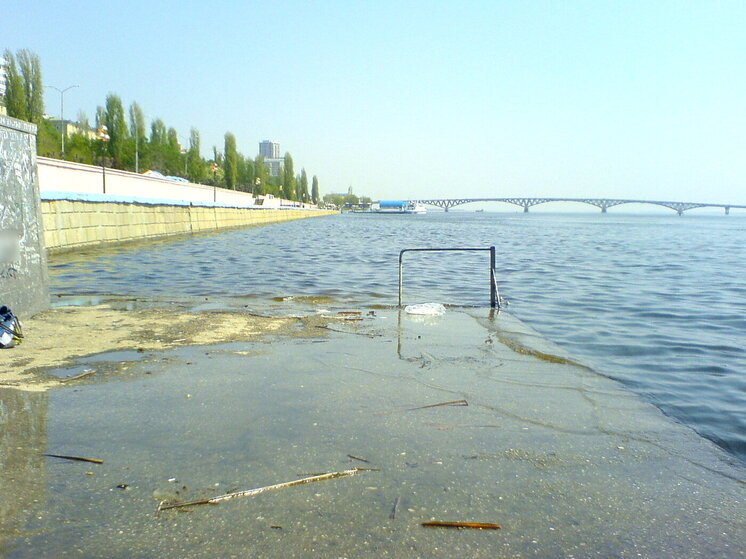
49, 211, 746, 463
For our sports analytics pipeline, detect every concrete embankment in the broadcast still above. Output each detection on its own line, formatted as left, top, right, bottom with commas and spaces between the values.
36, 157, 337, 253
41, 194, 337, 253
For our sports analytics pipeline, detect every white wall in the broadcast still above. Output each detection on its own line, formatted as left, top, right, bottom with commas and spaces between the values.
36, 157, 294, 208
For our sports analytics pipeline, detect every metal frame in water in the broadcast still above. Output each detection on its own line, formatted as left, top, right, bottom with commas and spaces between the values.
398, 246, 499, 308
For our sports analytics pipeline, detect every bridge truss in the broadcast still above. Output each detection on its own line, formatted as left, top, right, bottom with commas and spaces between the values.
411, 198, 746, 215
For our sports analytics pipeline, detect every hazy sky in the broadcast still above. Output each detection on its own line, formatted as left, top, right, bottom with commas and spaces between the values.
4, 1, 745, 203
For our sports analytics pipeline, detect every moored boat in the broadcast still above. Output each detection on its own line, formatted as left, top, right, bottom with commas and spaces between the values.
371, 200, 427, 214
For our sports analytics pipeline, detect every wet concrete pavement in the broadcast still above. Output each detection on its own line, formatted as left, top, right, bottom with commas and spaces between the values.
0, 308, 743, 558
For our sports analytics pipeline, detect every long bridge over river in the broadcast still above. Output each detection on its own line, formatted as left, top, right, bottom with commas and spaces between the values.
412, 197, 746, 215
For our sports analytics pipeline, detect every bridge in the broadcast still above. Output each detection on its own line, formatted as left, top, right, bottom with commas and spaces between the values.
411, 197, 746, 216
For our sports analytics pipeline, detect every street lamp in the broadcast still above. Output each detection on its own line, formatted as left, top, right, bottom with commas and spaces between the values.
97, 125, 110, 193
46, 84, 79, 155
211, 162, 219, 202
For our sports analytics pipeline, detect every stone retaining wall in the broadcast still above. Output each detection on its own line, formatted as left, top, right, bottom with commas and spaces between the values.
42, 198, 337, 253
0, 115, 49, 317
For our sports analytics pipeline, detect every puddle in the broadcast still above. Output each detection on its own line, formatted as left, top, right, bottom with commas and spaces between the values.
0, 310, 743, 558
44, 363, 96, 380
78, 350, 149, 364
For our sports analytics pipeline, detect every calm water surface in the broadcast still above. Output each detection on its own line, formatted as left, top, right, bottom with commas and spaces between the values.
49, 212, 746, 462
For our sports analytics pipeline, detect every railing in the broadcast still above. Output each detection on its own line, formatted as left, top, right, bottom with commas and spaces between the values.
398, 246, 499, 309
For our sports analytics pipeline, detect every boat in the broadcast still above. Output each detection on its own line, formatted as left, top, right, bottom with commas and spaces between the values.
371, 200, 427, 214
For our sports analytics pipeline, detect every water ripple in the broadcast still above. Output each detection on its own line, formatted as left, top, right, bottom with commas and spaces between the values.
49, 212, 746, 464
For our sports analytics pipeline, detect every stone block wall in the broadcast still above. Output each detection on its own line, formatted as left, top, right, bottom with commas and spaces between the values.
41, 198, 336, 253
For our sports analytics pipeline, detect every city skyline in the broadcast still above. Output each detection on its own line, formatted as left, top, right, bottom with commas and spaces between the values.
2, 1, 745, 204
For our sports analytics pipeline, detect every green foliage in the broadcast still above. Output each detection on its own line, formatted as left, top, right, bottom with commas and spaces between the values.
322, 192, 365, 208
236, 154, 255, 192
129, 102, 146, 139
104, 93, 128, 167
95, 106, 106, 128
253, 155, 267, 194
2, 48, 325, 192
146, 119, 182, 173
17, 50, 44, 124
224, 132, 238, 189
65, 133, 95, 164
282, 152, 295, 200
187, 128, 206, 183
128, 102, 145, 172
77, 110, 90, 131
3, 50, 29, 120
299, 169, 309, 202
311, 176, 319, 204
36, 119, 61, 158
150, 118, 167, 145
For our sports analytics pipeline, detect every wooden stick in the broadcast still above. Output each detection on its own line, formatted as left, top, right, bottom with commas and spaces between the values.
159, 468, 372, 510
422, 521, 500, 530
389, 496, 400, 519
59, 370, 96, 383
408, 399, 468, 411
347, 454, 370, 463
43, 453, 104, 464
375, 399, 469, 416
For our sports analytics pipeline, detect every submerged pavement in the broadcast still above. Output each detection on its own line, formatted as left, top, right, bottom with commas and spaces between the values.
0, 306, 743, 558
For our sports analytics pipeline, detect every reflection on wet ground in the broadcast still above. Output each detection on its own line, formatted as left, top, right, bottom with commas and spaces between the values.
1, 309, 744, 558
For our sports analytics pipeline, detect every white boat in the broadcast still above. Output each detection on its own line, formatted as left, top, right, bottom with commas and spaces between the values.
371, 200, 427, 214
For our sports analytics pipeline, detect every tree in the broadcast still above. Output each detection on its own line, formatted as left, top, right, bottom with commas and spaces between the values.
36, 119, 61, 157
95, 106, 106, 129
311, 175, 319, 204
77, 110, 90, 131
147, 118, 168, 171
65, 132, 95, 164
299, 169, 309, 202
16, 49, 43, 124
104, 94, 128, 167
223, 132, 238, 189
128, 102, 146, 139
282, 152, 295, 200
236, 154, 255, 192
150, 118, 167, 145
254, 155, 268, 194
2, 50, 28, 121
187, 127, 205, 183
166, 127, 183, 175
129, 102, 146, 172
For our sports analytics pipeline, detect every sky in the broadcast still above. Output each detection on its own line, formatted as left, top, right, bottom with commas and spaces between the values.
3, 0, 745, 204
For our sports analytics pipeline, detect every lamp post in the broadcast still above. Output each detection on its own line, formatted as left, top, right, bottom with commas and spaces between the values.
212, 162, 219, 202
97, 125, 110, 193
46, 84, 79, 155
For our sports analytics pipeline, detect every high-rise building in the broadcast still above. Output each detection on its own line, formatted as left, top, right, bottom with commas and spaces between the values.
0, 55, 7, 102
259, 140, 283, 176
259, 140, 280, 159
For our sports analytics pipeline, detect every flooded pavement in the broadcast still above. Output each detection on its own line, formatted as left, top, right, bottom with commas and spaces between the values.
0, 307, 744, 558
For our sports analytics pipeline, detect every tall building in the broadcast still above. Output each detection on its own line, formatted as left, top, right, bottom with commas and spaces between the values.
0, 55, 7, 102
259, 140, 280, 159
259, 140, 283, 176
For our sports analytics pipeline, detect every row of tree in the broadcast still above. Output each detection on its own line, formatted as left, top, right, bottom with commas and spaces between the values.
2, 49, 322, 203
